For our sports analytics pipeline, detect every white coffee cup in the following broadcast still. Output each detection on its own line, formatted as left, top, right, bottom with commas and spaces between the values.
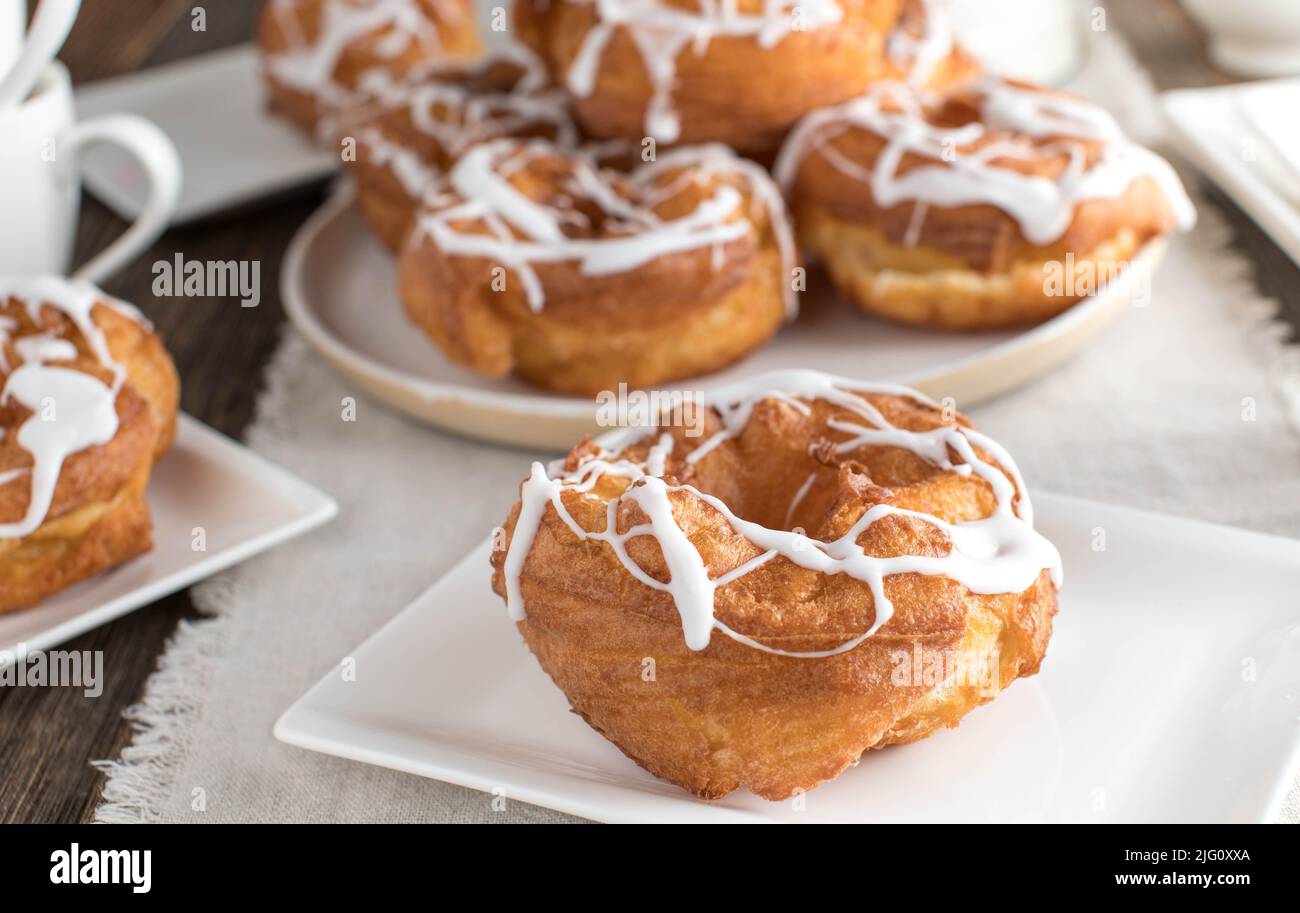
0, 61, 181, 283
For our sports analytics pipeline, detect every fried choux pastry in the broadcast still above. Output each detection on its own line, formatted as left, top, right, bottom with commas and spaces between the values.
397, 138, 797, 395
0, 277, 179, 614
513, 0, 903, 154
774, 77, 1196, 330
883, 0, 981, 89
491, 369, 1062, 800
337, 43, 579, 250
258, 0, 483, 134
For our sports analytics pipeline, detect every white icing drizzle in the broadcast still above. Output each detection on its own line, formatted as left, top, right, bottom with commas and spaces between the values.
887, 0, 954, 87
340, 43, 578, 202
774, 77, 1197, 246
0, 277, 148, 540
563, 0, 846, 143
356, 37, 552, 99
0, 317, 15, 373
782, 470, 817, 529
503, 369, 1063, 657
356, 126, 440, 196
265, 0, 460, 111
412, 138, 798, 316
407, 87, 576, 159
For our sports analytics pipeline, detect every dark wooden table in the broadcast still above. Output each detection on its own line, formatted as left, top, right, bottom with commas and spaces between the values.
0, 0, 1296, 823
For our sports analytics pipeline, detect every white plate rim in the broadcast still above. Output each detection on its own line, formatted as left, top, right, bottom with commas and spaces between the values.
1, 414, 338, 655
273, 540, 784, 824
281, 185, 1165, 420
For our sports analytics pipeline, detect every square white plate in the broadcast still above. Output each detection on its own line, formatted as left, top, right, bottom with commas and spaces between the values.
0, 414, 337, 654
275, 493, 1300, 823
74, 44, 338, 225
1162, 79, 1300, 271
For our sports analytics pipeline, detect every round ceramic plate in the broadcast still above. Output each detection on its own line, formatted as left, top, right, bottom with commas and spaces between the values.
283, 186, 1166, 450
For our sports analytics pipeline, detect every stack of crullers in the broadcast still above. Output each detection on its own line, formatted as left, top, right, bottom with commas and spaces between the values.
259, 0, 1195, 396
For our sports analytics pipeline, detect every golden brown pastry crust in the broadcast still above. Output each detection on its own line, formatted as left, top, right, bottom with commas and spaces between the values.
491, 387, 1058, 800
879, 0, 981, 90
798, 207, 1156, 329
397, 141, 793, 394
781, 79, 1189, 330
0, 460, 154, 616
0, 296, 179, 615
258, 0, 483, 134
514, 0, 903, 154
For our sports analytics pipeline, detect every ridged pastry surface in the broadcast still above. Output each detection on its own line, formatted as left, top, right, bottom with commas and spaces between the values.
491, 370, 1061, 799
398, 138, 796, 394
0, 279, 179, 615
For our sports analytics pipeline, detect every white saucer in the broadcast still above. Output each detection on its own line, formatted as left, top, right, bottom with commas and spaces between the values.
74, 44, 337, 225
283, 186, 1165, 449
275, 493, 1300, 823
0, 415, 336, 654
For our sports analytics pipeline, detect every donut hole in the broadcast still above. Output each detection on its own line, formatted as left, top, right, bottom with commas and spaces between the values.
641, 394, 960, 539
499, 152, 738, 244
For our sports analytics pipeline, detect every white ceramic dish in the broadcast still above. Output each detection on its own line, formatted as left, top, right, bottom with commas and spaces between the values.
1180, 0, 1300, 78
283, 187, 1166, 450
0, 414, 337, 655
1162, 79, 1300, 271
74, 44, 337, 225
276, 494, 1300, 823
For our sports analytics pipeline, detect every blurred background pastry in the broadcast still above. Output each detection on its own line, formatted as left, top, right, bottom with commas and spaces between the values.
336, 43, 578, 250
883, 0, 981, 89
258, 0, 483, 134
513, 0, 904, 154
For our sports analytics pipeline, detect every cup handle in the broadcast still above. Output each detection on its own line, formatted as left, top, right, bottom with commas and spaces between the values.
61, 114, 181, 285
